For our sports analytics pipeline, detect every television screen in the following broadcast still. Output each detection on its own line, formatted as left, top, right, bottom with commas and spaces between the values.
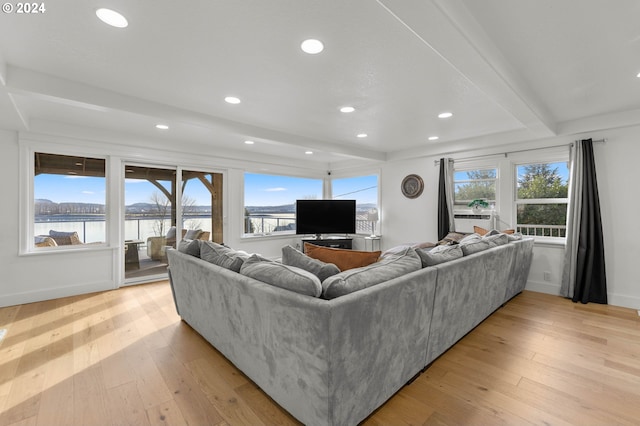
295, 199, 356, 235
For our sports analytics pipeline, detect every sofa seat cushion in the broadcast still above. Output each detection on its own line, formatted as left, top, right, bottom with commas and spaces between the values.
240, 254, 322, 297
304, 243, 381, 271
321, 247, 422, 299
200, 241, 249, 272
282, 245, 340, 282
416, 244, 463, 267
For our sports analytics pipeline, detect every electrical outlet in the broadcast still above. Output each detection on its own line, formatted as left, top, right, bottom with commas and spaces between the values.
543, 271, 551, 282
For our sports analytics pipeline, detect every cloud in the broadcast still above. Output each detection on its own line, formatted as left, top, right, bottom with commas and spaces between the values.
265, 187, 287, 192
82, 191, 95, 195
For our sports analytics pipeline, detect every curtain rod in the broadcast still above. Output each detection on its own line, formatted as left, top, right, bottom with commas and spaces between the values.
433, 138, 607, 166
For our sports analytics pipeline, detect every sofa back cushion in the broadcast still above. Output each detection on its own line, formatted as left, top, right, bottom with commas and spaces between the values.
459, 234, 491, 256
178, 239, 202, 257
416, 244, 463, 267
200, 241, 249, 272
240, 254, 323, 297
483, 233, 509, 248
304, 243, 381, 271
282, 245, 340, 282
321, 247, 422, 299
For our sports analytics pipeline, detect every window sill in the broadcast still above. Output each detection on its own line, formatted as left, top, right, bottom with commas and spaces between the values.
20, 243, 115, 256
529, 237, 566, 248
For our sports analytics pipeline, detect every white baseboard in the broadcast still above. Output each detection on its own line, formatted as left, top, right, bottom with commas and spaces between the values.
525, 279, 561, 296
607, 293, 640, 310
526, 280, 640, 310
0, 280, 116, 308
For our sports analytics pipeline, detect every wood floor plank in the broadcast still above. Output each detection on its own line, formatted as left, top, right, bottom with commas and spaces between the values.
3, 286, 640, 425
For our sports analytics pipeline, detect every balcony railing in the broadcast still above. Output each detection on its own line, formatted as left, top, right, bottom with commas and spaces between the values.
517, 224, 566, 238
244, 215, 372, 235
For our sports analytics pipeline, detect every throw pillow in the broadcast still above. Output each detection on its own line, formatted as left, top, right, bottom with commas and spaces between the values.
483, 233, 509, 248
507, 232, 523, 241
281, 245, 340, 282
459, 237, 491, 255
184, 229, 203, 240
416, 244, 463, 267
165, 226, 177, 239
322, 247, 422, 299
178, 239, 201, 257
240, 254, 322, 297
200, 241, 249, 272
474, 226, 515, 236
437, 232, 467, 245
303, 243, 381, 271
380, 242, 436, 259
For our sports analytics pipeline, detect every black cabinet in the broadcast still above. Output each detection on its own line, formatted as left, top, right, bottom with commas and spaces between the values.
302, 238, 352, 251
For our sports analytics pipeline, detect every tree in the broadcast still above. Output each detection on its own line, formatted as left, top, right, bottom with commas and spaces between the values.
516, 163, 569, 233
455, 169, 496, 202
150, 191, 171, 236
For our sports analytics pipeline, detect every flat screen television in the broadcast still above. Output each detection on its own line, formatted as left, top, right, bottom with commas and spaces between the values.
295, 199, 356, 236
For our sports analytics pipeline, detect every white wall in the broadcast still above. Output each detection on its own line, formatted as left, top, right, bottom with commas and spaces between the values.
2, 124, 640, 309
381, 125, 640, 310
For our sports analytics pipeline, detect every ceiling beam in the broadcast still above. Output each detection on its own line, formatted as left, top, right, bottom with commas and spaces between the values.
377, 0, 557, 138
5, 65, 386, 162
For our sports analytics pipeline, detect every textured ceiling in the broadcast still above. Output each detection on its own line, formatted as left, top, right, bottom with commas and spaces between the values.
1, 0, 639, 168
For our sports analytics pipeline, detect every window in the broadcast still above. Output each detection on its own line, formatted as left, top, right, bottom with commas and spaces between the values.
331, 174, 379, 234
515, 161, 569, 237
243, 173, 323, 235
453, 167, 497, 206
34, 153, 106, 248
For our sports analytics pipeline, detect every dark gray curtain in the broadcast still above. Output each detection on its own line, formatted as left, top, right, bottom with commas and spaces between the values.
573, 139, 607, 304
562, 139, 608, 304
437, 158, 449, 240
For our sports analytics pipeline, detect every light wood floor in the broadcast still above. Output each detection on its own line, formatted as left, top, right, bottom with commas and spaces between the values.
1, 284, 639, 426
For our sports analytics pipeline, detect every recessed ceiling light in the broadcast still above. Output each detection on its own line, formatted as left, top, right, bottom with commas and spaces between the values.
637, 72, 640, 78
225, 96, 241, 104
357, 133, 368, 138
244, 140, 254, 145
96, 8, 128, 28
428, 136, 439, 141
438, 112, 453, 119
305, 150, 313, 155
155, 124, 169, 130
340, 106, 355, 113
301, 39, 324, 54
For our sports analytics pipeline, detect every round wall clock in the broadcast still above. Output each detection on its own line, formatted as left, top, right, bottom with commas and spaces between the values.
401, 174, 424, 199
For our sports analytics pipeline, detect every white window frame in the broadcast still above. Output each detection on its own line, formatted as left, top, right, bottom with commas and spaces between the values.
329, 170, 381, 236
20, 143, 111, 254
512, 151, 570, 244
452, 160, 499, 208
241, 171, 324, 238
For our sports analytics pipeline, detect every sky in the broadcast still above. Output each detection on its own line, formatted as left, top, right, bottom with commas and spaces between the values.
35, 173, 379, 207
454, 161, 570, 184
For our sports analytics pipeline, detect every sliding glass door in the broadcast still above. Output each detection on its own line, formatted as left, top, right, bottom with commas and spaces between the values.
182, 170, 224, 244
123, 164, 224, 282
124, 165, 177, 281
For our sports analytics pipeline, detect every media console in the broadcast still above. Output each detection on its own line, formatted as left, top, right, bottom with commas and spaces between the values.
302, 237, 352, 251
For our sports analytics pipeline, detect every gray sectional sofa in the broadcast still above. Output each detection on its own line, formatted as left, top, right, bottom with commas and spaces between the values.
167, 236, 534, 426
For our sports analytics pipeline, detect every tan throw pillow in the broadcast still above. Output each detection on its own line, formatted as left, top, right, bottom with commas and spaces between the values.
474, 226, 515, 236
304, 243, 381, 271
